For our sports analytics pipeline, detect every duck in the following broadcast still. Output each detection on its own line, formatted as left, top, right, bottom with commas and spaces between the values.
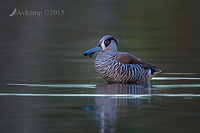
83, 35, 161, 84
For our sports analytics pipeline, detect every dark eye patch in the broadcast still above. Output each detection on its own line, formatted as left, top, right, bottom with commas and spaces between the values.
104, 39, 111, 47
110, 37, 117, 45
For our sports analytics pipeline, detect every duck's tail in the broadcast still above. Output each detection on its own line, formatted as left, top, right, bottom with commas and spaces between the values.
148, 68, 161, 81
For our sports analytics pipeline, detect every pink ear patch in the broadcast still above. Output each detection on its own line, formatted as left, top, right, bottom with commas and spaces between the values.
111, 39, 114, 42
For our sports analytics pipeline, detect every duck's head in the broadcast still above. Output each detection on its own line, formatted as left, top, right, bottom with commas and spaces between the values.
83, 35, 118, 57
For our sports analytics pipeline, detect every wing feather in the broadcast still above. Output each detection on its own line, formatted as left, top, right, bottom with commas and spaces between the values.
115, 52, 156, 69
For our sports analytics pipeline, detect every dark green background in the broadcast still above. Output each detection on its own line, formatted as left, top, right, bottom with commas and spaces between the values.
0, 0, 200, 133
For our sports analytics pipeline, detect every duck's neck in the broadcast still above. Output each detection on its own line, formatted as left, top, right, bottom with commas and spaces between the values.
96, 51, 117, 62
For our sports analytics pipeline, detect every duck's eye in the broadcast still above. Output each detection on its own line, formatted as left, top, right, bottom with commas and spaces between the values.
104, 39, 111, 47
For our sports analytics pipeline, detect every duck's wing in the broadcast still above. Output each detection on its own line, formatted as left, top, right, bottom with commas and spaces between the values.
115, 52, 156, 69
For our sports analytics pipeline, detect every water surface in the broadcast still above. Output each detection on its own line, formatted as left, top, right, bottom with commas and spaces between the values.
0, 0, 200, 133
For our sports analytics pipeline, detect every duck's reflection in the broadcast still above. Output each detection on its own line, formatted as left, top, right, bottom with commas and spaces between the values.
90, 83, 155, 133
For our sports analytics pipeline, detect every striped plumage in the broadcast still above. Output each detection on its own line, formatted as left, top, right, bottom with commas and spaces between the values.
95, 51, 149, 84
83, 35, 161, 84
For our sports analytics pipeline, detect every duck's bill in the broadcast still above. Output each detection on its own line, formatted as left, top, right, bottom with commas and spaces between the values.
83, 44, 102, 57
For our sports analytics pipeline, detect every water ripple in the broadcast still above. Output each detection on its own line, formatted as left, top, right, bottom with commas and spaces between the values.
153, 84, 200, 88
163, 73, 196, 75
7, 83, 96, 88
0, 93, 200, 98
152, 77, 200, 80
